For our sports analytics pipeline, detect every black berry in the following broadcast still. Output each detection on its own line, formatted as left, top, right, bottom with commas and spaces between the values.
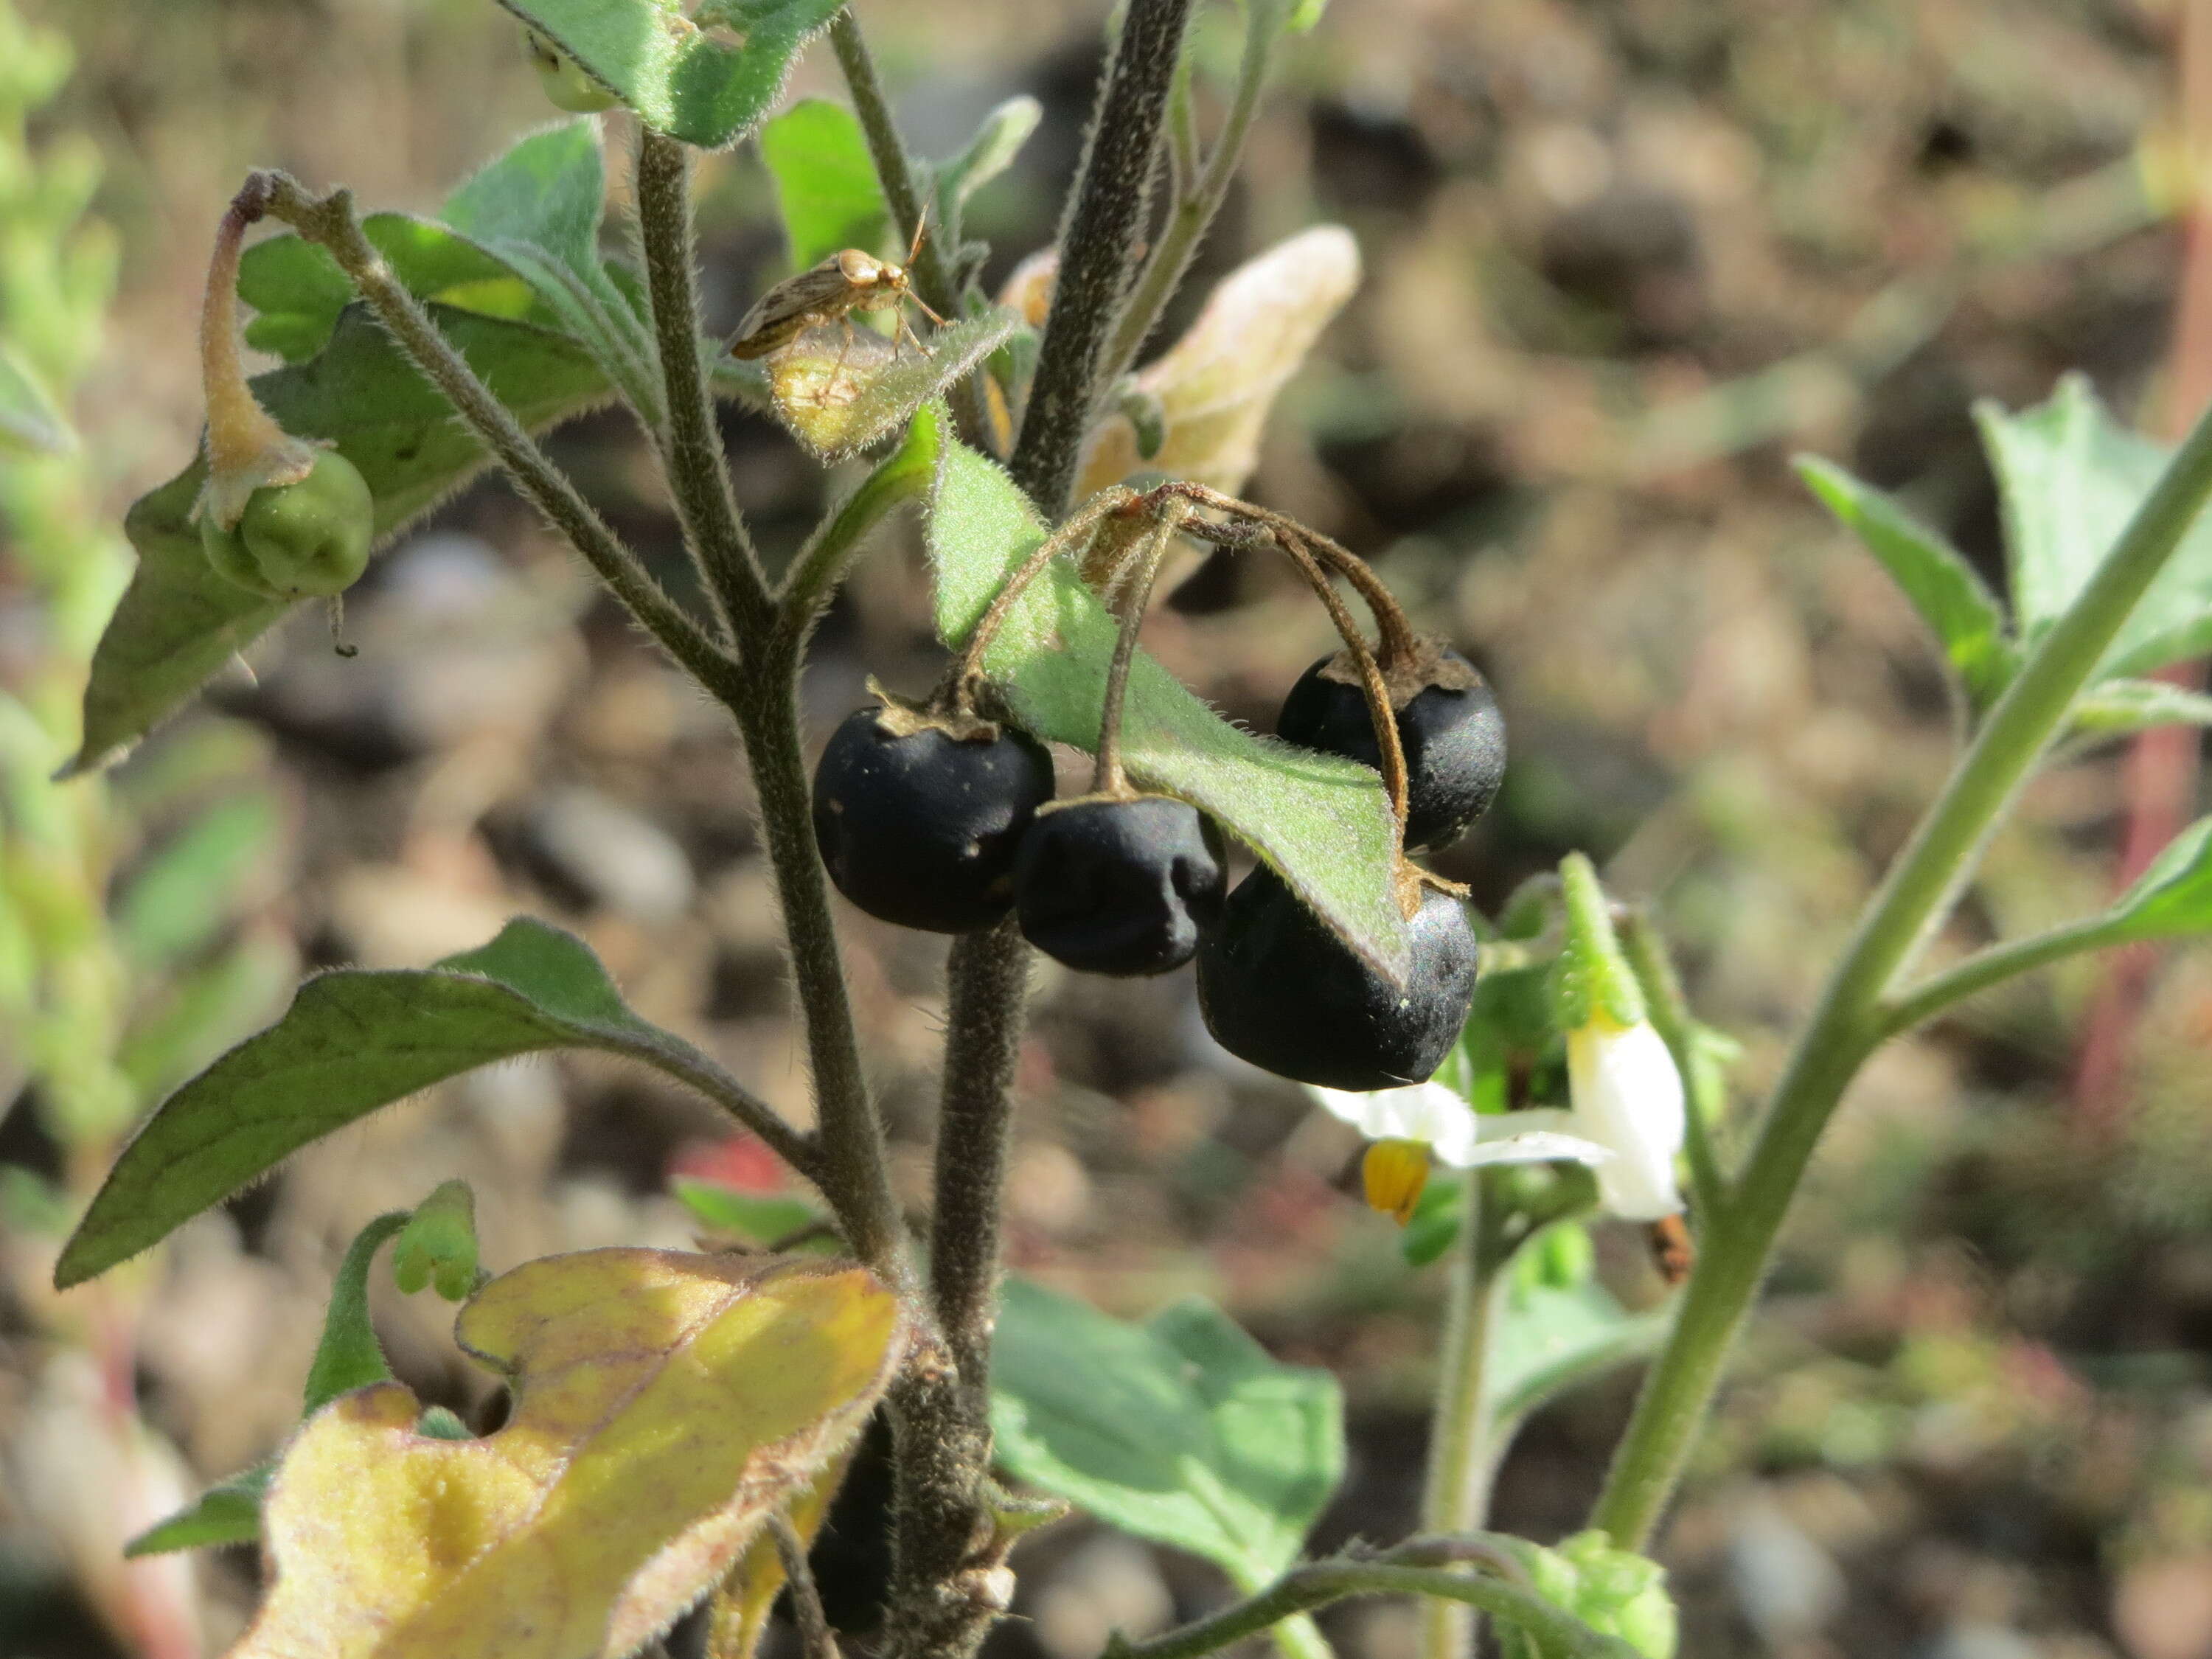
1275, 644, 1506, 852
1015, 795, 1225, 976
1197, 867, 1478, 1089
812, 702, 1054, 933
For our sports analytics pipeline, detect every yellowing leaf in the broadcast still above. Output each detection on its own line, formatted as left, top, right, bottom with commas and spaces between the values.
229, 1251, 903, 1659
1077, 226, 1359, 498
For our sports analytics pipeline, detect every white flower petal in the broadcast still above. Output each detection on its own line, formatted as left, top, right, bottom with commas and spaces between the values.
1445, 1129, 1617, 1170
1306, 1081, 1470, 1149
1565, 1019, 1686, 1220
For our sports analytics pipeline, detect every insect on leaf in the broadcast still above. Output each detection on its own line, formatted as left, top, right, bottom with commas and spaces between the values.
768, 309, 1019, 460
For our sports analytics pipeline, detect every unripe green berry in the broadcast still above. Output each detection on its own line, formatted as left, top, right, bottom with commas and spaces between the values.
201, 449, 374, 600
525, 30, 619, 114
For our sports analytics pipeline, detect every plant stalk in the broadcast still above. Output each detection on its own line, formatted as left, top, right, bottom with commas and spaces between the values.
1009, 0, 1195, 518
634, 129, 773, 641
1417, 1176, 1510, 1659
1589, 382, 2212, 1549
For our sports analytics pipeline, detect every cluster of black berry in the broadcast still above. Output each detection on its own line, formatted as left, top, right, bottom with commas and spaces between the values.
810, 487, 1505, 1092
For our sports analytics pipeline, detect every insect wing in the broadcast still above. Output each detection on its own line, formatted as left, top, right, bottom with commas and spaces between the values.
729, 259, 854, 359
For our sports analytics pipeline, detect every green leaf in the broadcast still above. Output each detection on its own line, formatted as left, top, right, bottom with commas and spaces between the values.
390, 1179, 484, 1301
125, 1467, 269, 1557
494, 0, 846, 149
927, 439, 1408, 978
239, 218, 552, 364
672, 1178, 828, 1247
1489, 1282, 1671, 1428
2102, 813, 2212, 941
0, 341, 72, 454
1795, 456, 2017, 709
936, 95, 1043, 208
2066, 675, 2212, 740
990, 1277, 1343, 1587
55, 919, 752, 1287
131, 1204, 414, 1557
67, 307, 608, 775
112, 790, 282, 970
1977, 374, 2212, 677
769, 309, 1019, 460
760, 99, 888, 273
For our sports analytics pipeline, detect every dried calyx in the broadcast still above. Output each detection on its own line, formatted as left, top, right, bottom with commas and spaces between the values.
196, 183, 373, 608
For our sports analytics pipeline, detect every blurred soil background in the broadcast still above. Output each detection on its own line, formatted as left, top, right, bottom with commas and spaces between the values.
7, 1, 2212, 1656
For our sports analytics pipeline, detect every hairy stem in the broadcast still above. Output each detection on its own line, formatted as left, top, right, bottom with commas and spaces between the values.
1009, 0, 1195, 518
928, 918, 1032, 1398
772, 414, 942, 662
1101, 0, 1276, 384
1589, 383, 2212, 1550
634, 130, 773, 641
771, 1514, 843, 1659
735, 675, 907, 1280
1113, 1548, 1638, 1659
1417, 1180, 1510, 1659
243, 173, 745, 709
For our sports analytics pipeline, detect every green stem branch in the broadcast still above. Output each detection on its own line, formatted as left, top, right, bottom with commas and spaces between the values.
1589, 386, 2212, 1550
1111, 1546, 1638, 1659
243, 172, 743, 709
1876, 915, 2133, 1038
1417, 1178, 1511, 1659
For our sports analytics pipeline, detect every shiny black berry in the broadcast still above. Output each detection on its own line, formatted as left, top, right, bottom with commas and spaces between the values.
812, 703, 1054, 933
1015, 795, 1225, 976
1275, 645, 1506, 852
1197, 867, 1478, 1089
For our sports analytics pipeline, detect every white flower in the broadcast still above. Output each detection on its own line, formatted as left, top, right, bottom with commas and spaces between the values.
1562, 1016, 1686, 1221
1307, 1081, 1616, 1223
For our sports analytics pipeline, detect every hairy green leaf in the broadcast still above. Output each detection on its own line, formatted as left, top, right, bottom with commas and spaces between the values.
495, 0, 846, 148
1795, 456, 2017, 709
927, 438, 1409, 978
68, 307, 608, 774
2104, 814, 2212, 941
126, 1468, 269, 1557
1977, 374, 2212, 677
760, 99, 888, 273
673, 1178, 828, 1248
990, 1278, 1343, 1587
55, 919, 748, 1287
770, 310, 1018, 460
937, 95, 1043, 208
